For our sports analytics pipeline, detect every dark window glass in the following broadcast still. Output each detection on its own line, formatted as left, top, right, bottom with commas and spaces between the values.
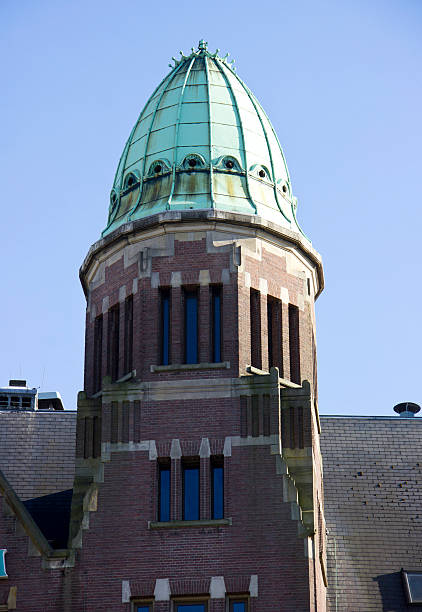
137, 607, 151, 612
111, 402, 118, 444
211, 286, 222, 362
403, 570, 422, 603
22, 396, 32, 409
267, 298, 273, 361
263, 394, 270, 436
107, 305, 120, 382
184, 289, 198, 364
158, 462, 170, 522
160, 288, 170, 365
93, 314, 103, 392
267, 296, 283, 375
250, 289, 261, 369
183, 460, 200, 520
211, 457, 224, 519
124, 295, 133, 374
176, 605, 205, 612
83, 416, 90, 459
251, 395, 259, 437
93, 415, 101, 458
288, 304, 300, 384
231, 602, 247, 612
240, 396, 248, 438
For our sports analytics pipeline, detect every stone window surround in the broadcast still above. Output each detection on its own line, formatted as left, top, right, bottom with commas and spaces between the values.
124, 575, 258, 606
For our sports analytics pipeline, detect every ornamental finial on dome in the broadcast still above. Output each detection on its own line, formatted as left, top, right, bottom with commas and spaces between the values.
198, 39, 208, 51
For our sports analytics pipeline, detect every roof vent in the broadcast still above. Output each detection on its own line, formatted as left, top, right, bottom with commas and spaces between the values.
393, 402, 421, 418
9, 379, 26, 387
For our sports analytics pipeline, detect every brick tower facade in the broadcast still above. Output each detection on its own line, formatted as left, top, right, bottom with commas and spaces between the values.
0, 41, 326, 611
72, 208, 325, 612
71, 40, 326, 612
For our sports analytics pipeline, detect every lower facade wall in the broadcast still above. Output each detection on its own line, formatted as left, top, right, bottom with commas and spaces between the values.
1, 445, 315, 611
0, 510, 65, 611
69, 446, 312, 611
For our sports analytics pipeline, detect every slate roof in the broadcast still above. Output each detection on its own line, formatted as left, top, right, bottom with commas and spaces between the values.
23, 489, 73, 549
320, 415, 422, 612
0, 410, 77, 500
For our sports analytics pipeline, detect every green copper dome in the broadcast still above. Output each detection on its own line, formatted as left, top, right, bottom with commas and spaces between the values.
102, 40, 306, 238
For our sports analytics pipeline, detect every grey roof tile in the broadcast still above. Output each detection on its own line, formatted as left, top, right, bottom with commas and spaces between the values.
321, 416, 422, 612
0, 411, 77, 500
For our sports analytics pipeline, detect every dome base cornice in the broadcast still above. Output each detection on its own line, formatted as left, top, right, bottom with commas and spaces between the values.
81, 209, 324, 299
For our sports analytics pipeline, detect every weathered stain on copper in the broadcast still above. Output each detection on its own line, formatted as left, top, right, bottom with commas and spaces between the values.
116, 186, 140, 219
143, 175, 171, 208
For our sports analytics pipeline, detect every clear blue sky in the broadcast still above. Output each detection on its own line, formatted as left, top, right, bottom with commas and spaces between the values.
1, 0, 421, 414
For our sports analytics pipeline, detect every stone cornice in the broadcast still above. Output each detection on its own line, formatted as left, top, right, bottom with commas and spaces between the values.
80, 210, 324, 298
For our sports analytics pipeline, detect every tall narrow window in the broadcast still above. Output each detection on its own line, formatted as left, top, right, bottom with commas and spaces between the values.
124, 295, 133, 375
93, 314, 103, 393
158, 461, 170, 522
108, 305, 120, 382
211, 456, 224, 519
160, 288, 170, 365
250, 289, 261, 369
183, 459, 200, 520
211, 285, 222, 362
251, 395, 259, 437
230, 600, 248, 612
288, 303, 301, 384
184, 288, 198, 364
267, 296, 283, 375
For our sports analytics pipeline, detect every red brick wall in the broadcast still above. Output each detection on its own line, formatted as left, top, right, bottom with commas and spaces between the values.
83, 230, 317, 396
0, 499, 65, 611
71, 445, 312, 611
73, 228, 323, 610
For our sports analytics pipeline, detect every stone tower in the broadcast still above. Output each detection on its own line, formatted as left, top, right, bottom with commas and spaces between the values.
73, 40, 325, 611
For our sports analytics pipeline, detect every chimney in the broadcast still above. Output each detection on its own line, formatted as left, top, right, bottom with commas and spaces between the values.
393, 402, 421, 418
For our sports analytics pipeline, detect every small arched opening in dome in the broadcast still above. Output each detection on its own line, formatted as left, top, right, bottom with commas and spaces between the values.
108, 190, 120, 224
181, 154, 206, 171
123, 172, 140, 192
277, 179, 291, 198
110, 191, 119, 212
249, 164, 272, 182
214, 155, 243, 173
147, 159, 171, 178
